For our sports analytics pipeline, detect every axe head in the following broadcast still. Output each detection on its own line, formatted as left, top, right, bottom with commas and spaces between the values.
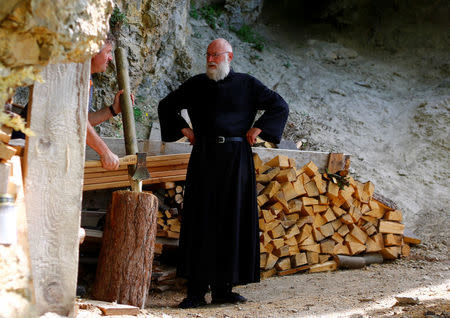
131, 152, 150, 181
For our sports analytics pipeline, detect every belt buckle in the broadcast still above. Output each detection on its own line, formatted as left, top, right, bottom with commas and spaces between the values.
217, 136, 225, 143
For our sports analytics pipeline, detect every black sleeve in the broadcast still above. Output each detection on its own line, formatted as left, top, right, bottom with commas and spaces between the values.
252, 77, 289, 144
157, 82, 191, 142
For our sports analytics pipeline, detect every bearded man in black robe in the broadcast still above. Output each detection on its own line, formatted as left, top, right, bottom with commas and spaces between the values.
158, 38, 289, 308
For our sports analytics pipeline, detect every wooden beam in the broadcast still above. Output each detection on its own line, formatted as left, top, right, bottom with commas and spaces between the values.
24, 62, 90, 315
83, 174, 187, 191
86, 139, 345, 172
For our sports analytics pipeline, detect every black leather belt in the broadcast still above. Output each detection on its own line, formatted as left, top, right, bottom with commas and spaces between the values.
198, 136, 245, 144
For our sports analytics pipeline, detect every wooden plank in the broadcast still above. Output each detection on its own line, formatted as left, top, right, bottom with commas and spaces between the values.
0, 125, 12, 144
265, 254, 278, 270
381, 246, 400, 260
306, 251, 319, 264
0, 142, 17, 160
84, 156, 190, 173
384, 210, 403, 222
85, 156, 190, 171
401, 244, 411, 257
403, 229, 421, 245
84, 163, 188, 178
83, 169, 187, 185
275, 257, 291, 271
275, 168, 296, 183
86, 140, 346, 172
83, 174, 187, 191
80, 300, 139, 316
309, 260, 337, 273
303, 161, 319, 177
24, 62, 90, 315
383, 234, 402, 246
319, 254, 331, 263
313, 175, 326, 194
304, 180, 320, 197
290, 253, 307, 267
261, 268, 277, 279
327, 153, 346, 174
319, 222, 334, 238
300, 244, 321, 253
266, 155, 290, 168
262, 181, 281, 198
277, 264, 310, 276
379, 220, 405, 235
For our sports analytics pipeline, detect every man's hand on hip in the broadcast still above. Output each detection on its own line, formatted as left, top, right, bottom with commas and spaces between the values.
100, 149, 120, 170
246, 127, 262, 146
181, 127, 195, 145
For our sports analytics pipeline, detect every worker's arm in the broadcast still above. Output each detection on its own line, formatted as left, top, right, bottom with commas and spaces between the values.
86, 121, 119, 170
88, 90, 124, 126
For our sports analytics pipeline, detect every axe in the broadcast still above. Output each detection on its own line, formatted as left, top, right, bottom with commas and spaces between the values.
114, 47, 150, 191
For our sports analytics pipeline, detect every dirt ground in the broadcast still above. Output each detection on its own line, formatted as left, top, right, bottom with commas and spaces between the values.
75, 252, 449, 318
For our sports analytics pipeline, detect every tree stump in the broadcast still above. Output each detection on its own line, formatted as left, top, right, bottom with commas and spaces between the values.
92, 190, 158, 308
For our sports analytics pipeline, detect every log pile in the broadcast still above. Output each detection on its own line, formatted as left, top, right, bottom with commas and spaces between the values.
83, 154, 189, 191
154, 181, 184, 239
255, 154, 418, 279
150, 265, 186, 292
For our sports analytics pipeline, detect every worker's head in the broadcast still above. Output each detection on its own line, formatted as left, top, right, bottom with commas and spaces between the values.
206, 38, 233, 81
91, 35, 115, 74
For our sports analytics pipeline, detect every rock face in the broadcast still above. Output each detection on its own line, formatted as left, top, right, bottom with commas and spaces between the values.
0, 0, 114, 104
225, 0, 264, 28
191, 0, 264, 27
90, 0, 192, 139
92, 0, 267, 139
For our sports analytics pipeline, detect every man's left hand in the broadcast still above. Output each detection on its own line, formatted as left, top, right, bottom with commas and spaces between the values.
246, 127, 262, 146
112, 89, 135, 115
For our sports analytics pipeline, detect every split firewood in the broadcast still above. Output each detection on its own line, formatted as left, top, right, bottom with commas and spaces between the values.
155, 182, 185, 238
254, 154, 409, 278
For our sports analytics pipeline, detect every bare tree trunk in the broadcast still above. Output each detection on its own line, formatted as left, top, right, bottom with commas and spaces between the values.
92, 190, 158, 308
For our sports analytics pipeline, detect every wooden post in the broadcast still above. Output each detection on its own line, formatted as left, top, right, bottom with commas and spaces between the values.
92, 190, 158, 308
24, 62, 90, 315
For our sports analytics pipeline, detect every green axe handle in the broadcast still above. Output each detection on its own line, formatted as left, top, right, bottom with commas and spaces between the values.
115, 47, 141, 191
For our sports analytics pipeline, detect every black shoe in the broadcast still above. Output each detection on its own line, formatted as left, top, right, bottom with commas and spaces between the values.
178, 296, 207, 309
211, 292, 247, 304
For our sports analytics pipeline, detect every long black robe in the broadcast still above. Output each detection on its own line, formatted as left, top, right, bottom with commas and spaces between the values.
158, 70, 288, 286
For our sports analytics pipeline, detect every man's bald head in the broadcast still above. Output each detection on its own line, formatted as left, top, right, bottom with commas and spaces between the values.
207, 38, 233, 54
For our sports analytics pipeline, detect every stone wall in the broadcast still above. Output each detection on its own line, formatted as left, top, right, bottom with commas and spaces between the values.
90, 0, 192, 139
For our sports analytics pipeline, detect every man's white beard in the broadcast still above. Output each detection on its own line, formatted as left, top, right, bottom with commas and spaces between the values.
206, 58, 230, 82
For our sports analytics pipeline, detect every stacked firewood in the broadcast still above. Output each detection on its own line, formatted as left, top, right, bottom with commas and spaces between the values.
150, 265, 186, 292
155, 182, 184, 239
255, 154, 418, 279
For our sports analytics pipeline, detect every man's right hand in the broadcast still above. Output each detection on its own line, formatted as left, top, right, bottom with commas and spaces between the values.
100, 149, 120, 170
181, 127, 195, 145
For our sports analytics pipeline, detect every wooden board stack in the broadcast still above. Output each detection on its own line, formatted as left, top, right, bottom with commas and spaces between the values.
255, 154, 417, 279
83, 154, 189, 191
155, 181, 184, 239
